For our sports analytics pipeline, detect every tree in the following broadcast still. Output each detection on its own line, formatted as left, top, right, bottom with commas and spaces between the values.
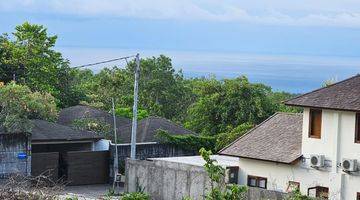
199, 148, 247, 200
0, 22, 85, 108
0, 82, 57, 133
79, 55, 194, 121
125, 55, 194, 120
269, 91, 301, 113
185, 76, 275, 136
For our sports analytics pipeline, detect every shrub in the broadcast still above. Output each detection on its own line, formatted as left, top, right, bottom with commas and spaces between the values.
155, 129, 217, 152
199, 148, 247, 200
121, 192, 150, 200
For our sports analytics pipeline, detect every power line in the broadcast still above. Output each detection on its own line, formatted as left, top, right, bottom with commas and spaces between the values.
72, 54, 137, 68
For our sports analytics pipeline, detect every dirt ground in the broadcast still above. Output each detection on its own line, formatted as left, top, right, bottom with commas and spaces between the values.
60, 184, 124, 199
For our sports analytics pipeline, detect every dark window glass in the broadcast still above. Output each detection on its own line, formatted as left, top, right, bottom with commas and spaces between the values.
309, 109, 322, 138
355, 113, 360, 143
247, 175, 267, 189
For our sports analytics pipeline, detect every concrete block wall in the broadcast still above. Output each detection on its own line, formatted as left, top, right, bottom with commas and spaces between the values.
125, 159, 213, 200
0, 133, 31, 179
125, 159, 288, 200
110, 143, 196, 176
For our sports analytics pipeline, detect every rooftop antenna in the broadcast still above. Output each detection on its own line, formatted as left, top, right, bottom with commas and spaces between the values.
130, 53, 140, 160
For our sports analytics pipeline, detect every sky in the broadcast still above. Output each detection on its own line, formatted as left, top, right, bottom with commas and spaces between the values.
1, 0, 360, 92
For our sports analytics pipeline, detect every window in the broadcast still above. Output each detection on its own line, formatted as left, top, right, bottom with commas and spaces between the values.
355, 113, 360, 143
308, 186, 329, 199
247, 175, 267, 189
226, 167, 239, 184
357, 192, 360, 200
286, 181, 300, 192
309, 109, 322, 138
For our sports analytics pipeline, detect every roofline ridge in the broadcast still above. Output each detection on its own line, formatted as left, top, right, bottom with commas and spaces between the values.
276, 112, 302, 116
218, 112, 280, 154
284, 74, 360, 106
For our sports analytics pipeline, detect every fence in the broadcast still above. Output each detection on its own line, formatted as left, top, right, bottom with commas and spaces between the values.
0, 133, 30, 179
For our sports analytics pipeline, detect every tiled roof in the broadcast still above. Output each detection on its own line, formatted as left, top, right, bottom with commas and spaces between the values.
0, 120, 103, 142
285, 74, 360, 111
219, 113, 303, 164
117, 116, 194, 143
57, 105, 131, 127
31, 120, 103, 142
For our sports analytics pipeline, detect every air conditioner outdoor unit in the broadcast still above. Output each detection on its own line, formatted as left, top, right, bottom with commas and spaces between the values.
342, 159, 358, 172
310, 155, 325, 168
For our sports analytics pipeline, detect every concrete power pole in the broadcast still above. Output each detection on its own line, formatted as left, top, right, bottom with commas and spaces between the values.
130, 53, 140, 160
112, 97, 119, 189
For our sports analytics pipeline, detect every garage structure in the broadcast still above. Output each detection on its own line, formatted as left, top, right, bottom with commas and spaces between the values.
30, 120, 110, 185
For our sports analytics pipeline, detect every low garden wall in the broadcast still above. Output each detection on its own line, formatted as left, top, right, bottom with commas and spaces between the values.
109, 142, 196, 176
125, 159, 287, 200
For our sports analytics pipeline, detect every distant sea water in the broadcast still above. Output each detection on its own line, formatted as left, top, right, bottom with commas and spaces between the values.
59, 47, 360, 93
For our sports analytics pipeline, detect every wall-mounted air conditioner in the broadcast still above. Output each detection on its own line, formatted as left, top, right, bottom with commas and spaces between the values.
342, 159, 358, 172
310, 155, 325, 168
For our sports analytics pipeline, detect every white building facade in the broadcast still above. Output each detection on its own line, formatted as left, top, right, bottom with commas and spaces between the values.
220, 75, 360, 200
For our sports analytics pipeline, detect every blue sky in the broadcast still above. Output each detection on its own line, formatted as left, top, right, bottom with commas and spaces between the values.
1, 0, 360, 92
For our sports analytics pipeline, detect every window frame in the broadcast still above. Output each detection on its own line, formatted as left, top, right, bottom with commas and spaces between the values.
309, 109, 322, 139
308, 186, 329, 199
247, 175, 267, 189
355, 113, 360, 143
287, 181, 300, 192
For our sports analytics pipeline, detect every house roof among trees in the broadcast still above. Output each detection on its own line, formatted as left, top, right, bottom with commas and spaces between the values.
218, 113, 303, 164
0, 120, 102, 142
285, 74, 360, 112
30, 119, 103, 142
57, 105, 131, 127
117, 116, 194, 143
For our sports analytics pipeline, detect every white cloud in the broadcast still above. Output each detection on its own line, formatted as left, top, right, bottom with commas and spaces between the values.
1, 0, 360, 28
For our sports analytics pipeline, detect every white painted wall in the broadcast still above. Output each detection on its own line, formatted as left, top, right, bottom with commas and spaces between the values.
238, 108, 360, 200
93, 139, 110, 151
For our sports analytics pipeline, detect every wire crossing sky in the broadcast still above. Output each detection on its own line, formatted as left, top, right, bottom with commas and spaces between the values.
1, 0, 360, 92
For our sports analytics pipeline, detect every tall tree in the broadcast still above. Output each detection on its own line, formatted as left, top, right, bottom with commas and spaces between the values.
0, 82, 57, 133
80, 55, 193, 120
0, 22, 84, 107
184, 76, 275, 135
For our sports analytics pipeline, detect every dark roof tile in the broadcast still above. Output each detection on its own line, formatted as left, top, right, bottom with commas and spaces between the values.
58, 105, 131, 128
219, 113, 303, 164
31, 120, 103, 142
285, 74, 360, 111
117, 116, 194, 143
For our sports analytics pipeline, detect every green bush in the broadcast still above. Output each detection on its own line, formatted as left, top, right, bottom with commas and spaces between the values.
155, 129, 217, 152
121, 192, 150, 200
200, 148, 247, 200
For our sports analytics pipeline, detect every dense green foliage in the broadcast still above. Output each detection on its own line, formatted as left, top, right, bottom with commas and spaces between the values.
156, 130, 217, 152
155, 123, 253, 152
184, 76, 274, 135
200, 148, 247, 200
285, 189, 316, 200
0, 82, 57, 133
0, 23, 299, 147
121, 192, 150, 200
0, 22, 85, 108
115, 107, 149, 120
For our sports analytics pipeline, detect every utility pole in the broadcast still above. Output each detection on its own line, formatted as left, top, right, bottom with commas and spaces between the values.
130, 53, 140, 160
112, 97, 119, 189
